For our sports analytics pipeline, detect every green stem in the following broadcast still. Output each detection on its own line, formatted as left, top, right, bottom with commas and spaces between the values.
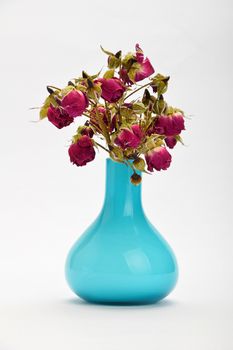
104, 101, 111, 128
95, 141, 110, 153
124, 82, 151, 101
125, 159, 136, 173
95, 104, 111, 144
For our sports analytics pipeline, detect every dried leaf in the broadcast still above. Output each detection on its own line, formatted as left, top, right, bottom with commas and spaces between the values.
103, 69, 115, 79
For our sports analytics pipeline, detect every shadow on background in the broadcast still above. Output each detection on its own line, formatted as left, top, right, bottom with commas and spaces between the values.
63, 297, 179, 310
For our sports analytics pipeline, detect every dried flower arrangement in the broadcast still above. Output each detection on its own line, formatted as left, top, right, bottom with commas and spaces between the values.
38, 44, 185, 184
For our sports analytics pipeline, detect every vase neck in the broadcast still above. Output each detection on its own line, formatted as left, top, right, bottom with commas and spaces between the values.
100, 158, 144, 219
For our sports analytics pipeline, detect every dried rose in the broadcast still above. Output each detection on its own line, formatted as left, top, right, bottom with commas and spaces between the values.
68, 135, 95, 166
114, 124, 144, 149
154, 114, 185, 136
97, 78, 126, 103
61, 90, 89, 117
47, 105, 73, 129
134, 44, 155, 82
165, 136, 177, 149
145, 147, 172, 172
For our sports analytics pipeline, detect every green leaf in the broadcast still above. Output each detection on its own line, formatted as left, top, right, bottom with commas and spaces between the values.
122, 53, 136, 69
72, 133, 80, 144
39, 94, 59, 120
87, 79, 94, 88
165, 106, 174, 115
115, 50, 122, 59
40, 105, 48, 120
110, 146, 124, 161
152, 73, 170, 82
103, 69, 115, 79
132, 102, 146, 113
100, 45, 114, 56
142, 89, 154, 106
108, 55, 120, 69
90, 69, 102, 79
60, 86, 74, 98
175, 135, 184, 145
151, 73, 170, 96
82, 71, 89, 78
128, 62, 141, 82
76, 84, 86, 92
39, 96, 52, 120
120, 107, 135, 119
157, 81, 168, 95
154, 97, 167, 114
67, 81, 75, 87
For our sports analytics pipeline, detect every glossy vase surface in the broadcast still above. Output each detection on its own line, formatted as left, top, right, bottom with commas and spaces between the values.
65, 158, 178, 304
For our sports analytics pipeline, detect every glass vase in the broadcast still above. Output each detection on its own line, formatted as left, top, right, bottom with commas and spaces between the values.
65, 158, 178, 304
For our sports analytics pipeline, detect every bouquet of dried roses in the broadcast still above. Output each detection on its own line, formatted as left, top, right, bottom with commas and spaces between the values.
39, 44, 185, 184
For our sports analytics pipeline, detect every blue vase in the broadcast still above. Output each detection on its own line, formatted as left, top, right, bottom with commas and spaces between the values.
65, 158, 178, 304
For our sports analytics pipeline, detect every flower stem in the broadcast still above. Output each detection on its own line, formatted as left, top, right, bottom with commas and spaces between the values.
125, 159, 136, 173
124, 82, 151, 101
95, 141, 110, 153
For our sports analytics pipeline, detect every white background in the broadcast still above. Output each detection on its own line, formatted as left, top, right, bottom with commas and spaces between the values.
0, 0, 232, 349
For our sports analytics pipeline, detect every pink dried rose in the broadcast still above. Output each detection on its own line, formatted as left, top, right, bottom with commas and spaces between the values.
165, 136, 177, 149
68, 135, 95, 166
145, 147, 172, 172
61, 90, 89, 117
47, 104, 73, 129
97, 78, 126, 103
119, 44, 154, 84
154, 114, 185, 136
135, 44, 155, 82
115, 124, 144, 149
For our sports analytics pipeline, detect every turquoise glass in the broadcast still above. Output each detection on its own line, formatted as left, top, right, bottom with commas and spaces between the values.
65, 158, 178, 304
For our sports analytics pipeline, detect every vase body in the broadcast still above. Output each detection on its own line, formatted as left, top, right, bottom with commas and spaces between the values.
65, 159, 178, 304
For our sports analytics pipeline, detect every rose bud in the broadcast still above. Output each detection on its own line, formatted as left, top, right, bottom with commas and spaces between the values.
47, 104, 73, 129
145, 147, 172, 172
96, 77, 126, 103
68, 135, 95, 167
61, 90, 89, 117
115, 124, 144, 149
130, 173, 142, 186
133, 157, 146, 171
154, 114, 185, 136
134, 44, 155, 82
165, 136, 177, 149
